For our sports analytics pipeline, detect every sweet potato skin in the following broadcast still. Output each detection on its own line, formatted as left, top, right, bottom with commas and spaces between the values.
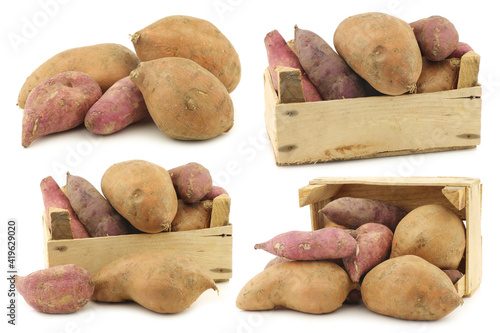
40, 176, 89, 238
15, 264, 94, 314
295, 26, 366, 100
236, 260, 355, 314
361, 255, 462, 320
169, 162, 213, 203
131, 15, 241, 93
22, 71, 102, 147
447, 42, 473, 59
171, 200, 212, 232
416, 57, 460, 93
92, 252, 218, 313
202, 186, 228, 200
101, 160, 178, 233
66, 173, 129, 237
18, 43, 139, 109
130, 57, 234, 140
85, 76, 149, 135
334, 12, 422, 95
410, 15, 459, 61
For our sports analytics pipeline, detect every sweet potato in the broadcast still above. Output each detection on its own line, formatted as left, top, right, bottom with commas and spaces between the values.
169, 162, 212, 203
334, 12, 422, 95
447, 42, 473, 59
416, 57, 460, 93
18, 43, 139, 109
131, 15, 241, 93
92, 252, 218, 313
236, 260, 356, 314
264, 29, 322, 102
171, 200, 212, 232
202, 186, 228, 201
15, 264, 94, 314
342, 223, 393, 283
361, 255, 463, 320
410, 16, 459, 61
390, 204, 466, 270
101, 160, 178, 233
320, 197, 407, 231
130, 57, 234, 140
22, 71, 102, 147
40, 176, 89, 239
295, 26, 366, 100
85, 76, 149, 135
254, 228, 357, 260
66, 172, 129, 237
443, 269, 464, 284
264, 256, 292, 270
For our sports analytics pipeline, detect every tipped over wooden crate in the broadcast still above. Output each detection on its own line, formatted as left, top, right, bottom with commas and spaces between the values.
265, 52, 481, 165
298, 177, 482, 297
43, 194, 232, 282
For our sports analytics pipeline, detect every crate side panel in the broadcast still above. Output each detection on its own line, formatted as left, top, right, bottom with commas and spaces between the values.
465, 181, 482, 296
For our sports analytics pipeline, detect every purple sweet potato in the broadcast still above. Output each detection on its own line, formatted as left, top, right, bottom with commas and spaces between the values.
22, 71, 102, 147
447, 42, 473, 59
201, 186, 228, 200
320, 197, 407, 231
254, 228, 357, 260
171, 199, 212, 232
169, 162, 212, 203
264, 29, 322, 102
15, 264, 94, 314
85, 76, 149, 135
294, 26, 366, 100
443, 269, 464, 284
342, 223, 393, 282
410, 15, 459, 61
40, 176, 89, 239
66, 172, 129, 237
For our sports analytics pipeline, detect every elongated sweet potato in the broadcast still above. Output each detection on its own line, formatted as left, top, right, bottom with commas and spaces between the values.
15, 264, 94, 314
40, 176, 89, 239
254, 228, 357, 260
416, 57, 460, 93
361, 255, 463, 320
131, 15, 241, 93
66, 172, 129, 237
169, 162, 212, 203
171, 200, 212, 232
334, 12, 422, 95
265, 29, 322, 102
320, 197, 407, 231
92, 252, 218, 313
18, 43, 139, 109
85, 76, 149, 135
295, 26, 366, 100
410, 15, 459, 61
236, 260, 356, 314
22, 71, 102, 147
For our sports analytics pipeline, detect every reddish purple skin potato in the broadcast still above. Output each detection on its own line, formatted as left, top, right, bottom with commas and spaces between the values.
40, 176, 89, 239
410, 15, 459, 61
254, 228, 357, 260
320, 197, 407, 231
342, 223, 393, 282
447, 42, 473, 59
22, 71, 102, 147
15, 264, 94, 314
66, 173, 129, 237
294, 26, 366, 100
85, 76, 149, 135
265, 29, 322, 102
169, 162, 212, 203
201, 186, 228, 200
443, 269, 464, 284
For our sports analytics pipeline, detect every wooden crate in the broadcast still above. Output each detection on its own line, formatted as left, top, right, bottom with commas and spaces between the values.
298, 177, 482, 297
265, 52, 481, 165
43, 194, 232, 282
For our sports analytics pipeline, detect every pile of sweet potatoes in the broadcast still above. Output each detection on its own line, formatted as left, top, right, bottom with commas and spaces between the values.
265, 12, 475, 102
238, 196, 467, 320
19, 15, 240, 147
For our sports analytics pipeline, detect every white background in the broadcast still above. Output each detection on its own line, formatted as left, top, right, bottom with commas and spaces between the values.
1, 0, 499, 332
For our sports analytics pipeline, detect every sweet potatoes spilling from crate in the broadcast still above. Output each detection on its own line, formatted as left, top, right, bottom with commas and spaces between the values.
333, 12, 422, 95
15, 264, 94, 314
410, 15, 459, 61
169, 162, 213, 203
92, 252, 218, 313
361, 255, 463, 320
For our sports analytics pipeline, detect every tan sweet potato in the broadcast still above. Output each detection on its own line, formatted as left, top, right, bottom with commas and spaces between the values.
416, 57, 460, 93
92, 252, 218, 313
410, 15, 459, 61
169, 162, 213, 203
236, 260, 356, 314
130, 57, 234, 140
334, 12, 422, 95
390, 204, 466, 270
101, 160, 178, 233
15, 264, 94, 314
131, 15, 241, 93
18, 43, 139, 109
171, 200, 212, 232
361, 255, 463, 320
